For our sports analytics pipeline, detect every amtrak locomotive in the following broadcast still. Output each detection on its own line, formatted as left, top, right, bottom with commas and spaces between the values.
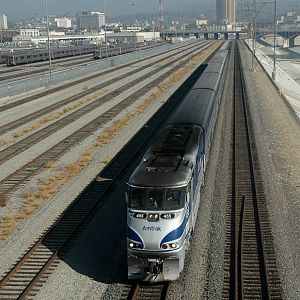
126, 47, 228, 281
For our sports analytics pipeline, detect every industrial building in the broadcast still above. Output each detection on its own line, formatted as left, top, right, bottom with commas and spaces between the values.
106, 32, 144, 44
216, 0, 236, 25
76, 12, 105, 32
0, 14, 8, 30
20, 28, 40, 37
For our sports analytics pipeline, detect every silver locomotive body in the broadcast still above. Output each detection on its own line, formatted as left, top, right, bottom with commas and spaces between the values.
127, 48, 228, 282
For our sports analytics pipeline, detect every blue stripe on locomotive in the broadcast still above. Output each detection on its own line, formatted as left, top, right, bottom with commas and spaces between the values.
128, 226, 144, 245
160, 200, 191, 246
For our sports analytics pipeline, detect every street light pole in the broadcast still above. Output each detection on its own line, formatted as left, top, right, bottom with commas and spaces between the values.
153, 9, 156, 46
45, 2, 52, 83
103, 0, 109, 64
132, 0, 137, 55
272, 0, 277, 80
251, 0, 256, 71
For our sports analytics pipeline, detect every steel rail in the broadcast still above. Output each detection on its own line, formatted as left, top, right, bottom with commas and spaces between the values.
222, 41, 282, 300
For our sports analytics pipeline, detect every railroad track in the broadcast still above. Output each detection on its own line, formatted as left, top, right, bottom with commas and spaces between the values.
122, 282, 170, 300
0, 55, 209, 299
0, 41, 206, 113
0, 41, 210, 135
0, 42, 217, 200
222, 42, 282, 299
0, 43, 164, 83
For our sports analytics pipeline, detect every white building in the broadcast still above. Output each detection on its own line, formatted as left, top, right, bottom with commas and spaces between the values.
196, 19, 208, 27
20, 28, 40, 37
121, 26, 142, 32
0, 14, 8, 30
76, 11, 105, 32
55, 18, 72, 28
40, 31, 65, 37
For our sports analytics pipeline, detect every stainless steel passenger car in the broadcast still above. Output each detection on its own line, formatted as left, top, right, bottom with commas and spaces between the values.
93, 44, 138, 59
126, 47, 228, 282
6, 44, 98, 66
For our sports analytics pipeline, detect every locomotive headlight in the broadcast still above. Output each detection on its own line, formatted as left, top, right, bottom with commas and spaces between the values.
128, 242, 143, 249
147, 213, 159, 222
161, 243, 178, 250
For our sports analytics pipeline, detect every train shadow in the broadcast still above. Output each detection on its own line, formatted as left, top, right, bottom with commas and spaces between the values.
41, 63, 208, 284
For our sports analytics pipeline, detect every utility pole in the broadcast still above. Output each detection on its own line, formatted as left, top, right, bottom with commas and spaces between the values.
132, 0, 136, 25
103, 0, 108, 61
132, 0, 136, 54
45, 2, 52, 84
153, 9, 156, 45
251, 0, 256, 71
159, 0, 163, 40
272, 0, 277, 80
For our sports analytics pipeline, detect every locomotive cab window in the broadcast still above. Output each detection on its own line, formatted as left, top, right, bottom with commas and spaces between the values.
148, 190, 164, 209
166, 189, 182, 209
129, 188, 184, 210
130, 188, 147, 208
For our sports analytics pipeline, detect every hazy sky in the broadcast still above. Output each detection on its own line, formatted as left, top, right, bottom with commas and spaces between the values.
0, 0, 298, 20
0, 0, 212, 19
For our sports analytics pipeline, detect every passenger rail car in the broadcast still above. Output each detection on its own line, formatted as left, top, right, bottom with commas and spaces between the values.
126, 48, 228, 282
6, 44, 98, 66
93, 44, 139, 59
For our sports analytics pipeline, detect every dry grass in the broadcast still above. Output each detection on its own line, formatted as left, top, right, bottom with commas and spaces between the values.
0, 195, 9, 207
44, 161, 55, 169
0, 146, 99, 244
0, 140, 10, 147
12, 90, 105, 138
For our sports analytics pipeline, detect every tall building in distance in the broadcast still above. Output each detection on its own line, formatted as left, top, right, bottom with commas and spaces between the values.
216, 0, 236, 25
0, 14, 8, 30
76, 12, 105, 32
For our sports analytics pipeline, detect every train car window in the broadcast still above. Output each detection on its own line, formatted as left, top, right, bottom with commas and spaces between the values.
166, 190, 182, 209
130, 188, 146, 208
21, 56, 24, 59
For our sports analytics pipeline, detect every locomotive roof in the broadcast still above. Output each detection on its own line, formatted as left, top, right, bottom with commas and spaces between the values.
166, 89, 215, 131
128, 124, 203, 188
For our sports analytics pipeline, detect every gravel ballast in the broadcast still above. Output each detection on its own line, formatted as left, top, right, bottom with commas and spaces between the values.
240, 42, 300, 299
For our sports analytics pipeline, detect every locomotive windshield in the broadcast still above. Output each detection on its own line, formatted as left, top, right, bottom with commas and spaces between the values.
129, 187, 184, 210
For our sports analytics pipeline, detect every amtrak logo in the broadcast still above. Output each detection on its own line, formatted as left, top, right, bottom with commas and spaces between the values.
142, 226, 161, 231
